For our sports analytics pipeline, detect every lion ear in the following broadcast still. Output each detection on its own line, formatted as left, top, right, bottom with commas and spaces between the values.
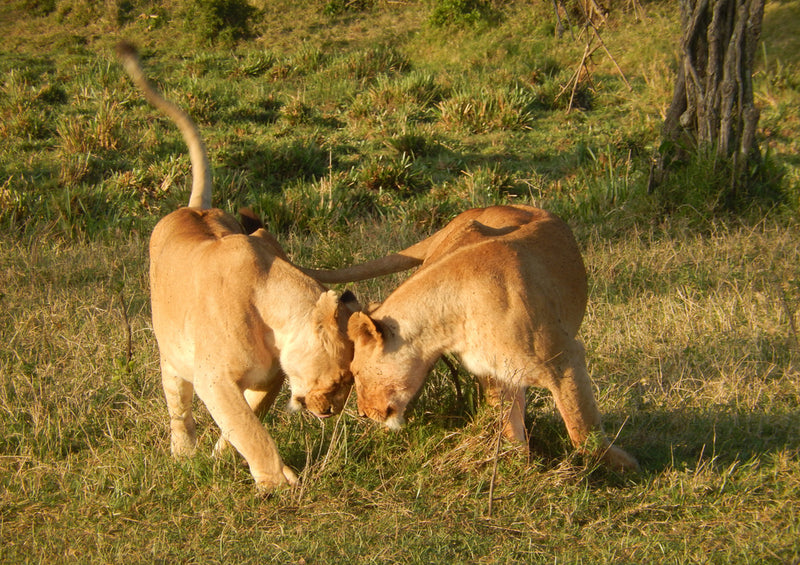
338, 289, 362, 317
314, 290, 338, 320
315, 290, 362, 334
314, 290, 349, 355
347, 311, 384, 348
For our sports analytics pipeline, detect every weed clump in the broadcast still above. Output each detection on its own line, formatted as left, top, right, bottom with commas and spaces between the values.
18, 0, 57, 16
358, 154, 428, 196
185, 0, 258, 45
428, 0, 501, 28
437, 85, 535, 133
322, 0, 374, 17
334, 45, 411, 83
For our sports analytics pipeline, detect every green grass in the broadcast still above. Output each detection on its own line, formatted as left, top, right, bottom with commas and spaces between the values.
1, 0, 800, 562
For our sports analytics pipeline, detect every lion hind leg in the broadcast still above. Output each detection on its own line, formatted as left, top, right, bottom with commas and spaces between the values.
546, 340, 639, 472
161, 359, 197, 457
194, 371, 297, 489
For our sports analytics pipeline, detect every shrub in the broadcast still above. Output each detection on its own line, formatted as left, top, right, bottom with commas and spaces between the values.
428, 0, 501, 28
186, 0, 258, 44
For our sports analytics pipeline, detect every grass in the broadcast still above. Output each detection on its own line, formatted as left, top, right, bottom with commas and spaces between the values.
1, 0, 800, 562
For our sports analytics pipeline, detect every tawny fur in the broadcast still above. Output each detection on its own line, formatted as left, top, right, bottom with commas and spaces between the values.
346, 205, 639, 472
117, 42, 359, 490
300, 206, 533, 283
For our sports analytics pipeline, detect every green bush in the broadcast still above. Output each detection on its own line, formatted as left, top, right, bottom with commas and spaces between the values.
19, 0, 57, 16
428, 0, 500, 28
186, 0, 258, 44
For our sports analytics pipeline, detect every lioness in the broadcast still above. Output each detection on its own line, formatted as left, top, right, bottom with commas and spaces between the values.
338, 205, 639, 471
117, 42, 360, 489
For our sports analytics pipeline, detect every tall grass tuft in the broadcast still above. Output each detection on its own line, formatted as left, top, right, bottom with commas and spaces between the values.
428, 0, 502, 28
437, 84, 536, 133
332, 45, 410, 83
186, 0, 258, 44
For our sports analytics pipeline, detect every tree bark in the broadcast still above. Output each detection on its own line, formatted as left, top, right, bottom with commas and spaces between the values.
657, 0, 765, 195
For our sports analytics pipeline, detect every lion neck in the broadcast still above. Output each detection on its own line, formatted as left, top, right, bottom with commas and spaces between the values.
373, 273, 462, 367
254, 259, 328, 351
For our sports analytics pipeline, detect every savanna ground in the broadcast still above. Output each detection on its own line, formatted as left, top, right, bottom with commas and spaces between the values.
1, 0, 799, 562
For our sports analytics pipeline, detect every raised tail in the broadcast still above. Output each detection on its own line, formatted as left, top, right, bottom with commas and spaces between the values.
116, 41, 212, 209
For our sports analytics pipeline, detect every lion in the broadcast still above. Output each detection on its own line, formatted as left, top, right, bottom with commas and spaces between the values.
117, 42, 360, 490
331, 204, 639, 472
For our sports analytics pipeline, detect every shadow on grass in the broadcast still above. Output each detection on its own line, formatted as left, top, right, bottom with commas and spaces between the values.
218, 138, 329, 192
494, 403, 798, 478
596, 407, 800, 476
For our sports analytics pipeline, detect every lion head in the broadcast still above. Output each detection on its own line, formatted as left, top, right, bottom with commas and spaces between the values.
284, 290, 361, 418
347, 311, 429, 429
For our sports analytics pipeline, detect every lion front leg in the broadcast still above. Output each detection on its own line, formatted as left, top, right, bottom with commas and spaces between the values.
213, 374, 285, 458
194, 371, 298, 489
547, 340, 639, 472
479, 375, 527, 445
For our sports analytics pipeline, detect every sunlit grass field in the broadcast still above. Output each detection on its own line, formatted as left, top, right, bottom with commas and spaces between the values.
1, 0, 799, 562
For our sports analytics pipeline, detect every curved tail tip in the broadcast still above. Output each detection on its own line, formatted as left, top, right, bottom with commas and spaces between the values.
115, 40, 138, 60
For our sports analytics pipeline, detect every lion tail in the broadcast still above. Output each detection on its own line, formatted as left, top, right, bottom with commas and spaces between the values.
299, 232, 453, 283
116, 41, 212, 210
300, 252, 424, 283
300, 206, 532, 284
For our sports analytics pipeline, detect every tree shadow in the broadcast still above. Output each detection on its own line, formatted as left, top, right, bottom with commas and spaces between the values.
217, 138, 332, 192
607, 406, 800, 472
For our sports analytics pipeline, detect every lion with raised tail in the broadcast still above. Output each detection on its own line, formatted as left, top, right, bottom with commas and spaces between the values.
330, 204, 638, 472
117, 42, 360, 490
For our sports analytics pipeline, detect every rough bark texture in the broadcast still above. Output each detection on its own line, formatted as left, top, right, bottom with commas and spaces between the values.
659, 0, 765, 190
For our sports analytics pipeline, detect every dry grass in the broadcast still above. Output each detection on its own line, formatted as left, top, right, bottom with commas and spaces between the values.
6, 216, 799, 562
0, 0, 799, 561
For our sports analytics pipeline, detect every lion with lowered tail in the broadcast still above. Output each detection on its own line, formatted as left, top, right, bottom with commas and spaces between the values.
318, 204, 638, 472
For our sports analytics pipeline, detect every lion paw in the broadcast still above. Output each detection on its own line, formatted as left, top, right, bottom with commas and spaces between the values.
602, 445, 640, 473
212, 436, 232, 458
282, 465, 299, 486
254, 466, 300, 492
170, 436, 197, 458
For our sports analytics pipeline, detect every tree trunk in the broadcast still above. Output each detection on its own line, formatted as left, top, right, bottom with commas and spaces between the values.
656, 0, 765, 195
